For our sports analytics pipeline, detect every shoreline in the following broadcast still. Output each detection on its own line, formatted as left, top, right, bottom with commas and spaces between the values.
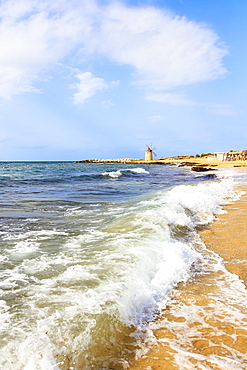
199, 185, 247, 288
76, 157, 247, 169
129, 180, 247, 369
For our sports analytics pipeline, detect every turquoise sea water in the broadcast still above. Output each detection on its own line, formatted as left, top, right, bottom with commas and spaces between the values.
0, 162, 245, 369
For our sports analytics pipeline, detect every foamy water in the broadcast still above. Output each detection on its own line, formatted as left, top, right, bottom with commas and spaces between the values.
101, 167, 149, 178
0, 162, 246, 369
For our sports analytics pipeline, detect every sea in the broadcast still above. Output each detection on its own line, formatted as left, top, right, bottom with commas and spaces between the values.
0, 161, 247, 370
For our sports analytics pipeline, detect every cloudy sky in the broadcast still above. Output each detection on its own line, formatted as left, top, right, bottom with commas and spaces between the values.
0, 0, 246, 160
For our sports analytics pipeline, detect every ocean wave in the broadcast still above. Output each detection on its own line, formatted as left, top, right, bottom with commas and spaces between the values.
101, 167, 149, 178
114, 178, 236, 324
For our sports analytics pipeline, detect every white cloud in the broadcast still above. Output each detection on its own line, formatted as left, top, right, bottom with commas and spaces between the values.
0, 0, 92, 98
93, 2, 228, 90
146, 93, 197, 105
149, 115, 165, 121
0, 0, 228, 99
72, 71, 109, 104
101, 99, 114, 108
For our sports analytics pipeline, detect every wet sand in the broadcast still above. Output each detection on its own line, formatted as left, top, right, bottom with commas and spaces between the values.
129, 184, 247, 370
199, 187, 247, 287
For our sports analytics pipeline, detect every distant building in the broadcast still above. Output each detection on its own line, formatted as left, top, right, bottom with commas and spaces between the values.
225, 150, 247, 161
207, 151, 247, 161
211, 152, 227, 161
145, 147, 153, 161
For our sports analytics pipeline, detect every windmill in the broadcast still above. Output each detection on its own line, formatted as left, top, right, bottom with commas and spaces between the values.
145, 143, 157, 161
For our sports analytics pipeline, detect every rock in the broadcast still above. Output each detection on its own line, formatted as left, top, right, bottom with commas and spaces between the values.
191, 166, 214, 172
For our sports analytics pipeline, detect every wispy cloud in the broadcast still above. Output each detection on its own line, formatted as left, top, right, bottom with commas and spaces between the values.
101, 99, 114, 108
19, 145, 47, 150
149, 115, 165, 121
146, 93, 239, 117
207, 103, 239, 117
0, 0, 228, 100
0, 137, 10, 143
0, 0, 86, 98
146, 93, 198, 105
136, 136, 151, 141
95, 2, 228, 91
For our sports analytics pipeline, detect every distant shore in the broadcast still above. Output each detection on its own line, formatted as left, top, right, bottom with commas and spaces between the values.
76, 156, 247, 169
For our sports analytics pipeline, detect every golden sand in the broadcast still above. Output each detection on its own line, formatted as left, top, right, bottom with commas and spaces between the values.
78, 158, 247, 168
129, 177, 247, 369
200, 188, 247, 287
161, 157, 247, 169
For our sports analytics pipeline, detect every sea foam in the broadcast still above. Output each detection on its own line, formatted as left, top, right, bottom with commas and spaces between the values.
101, 167, 149, 178
0, 169, 240, 369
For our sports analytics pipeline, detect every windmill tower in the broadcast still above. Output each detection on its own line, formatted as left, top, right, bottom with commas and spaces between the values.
145, 144, 156, 161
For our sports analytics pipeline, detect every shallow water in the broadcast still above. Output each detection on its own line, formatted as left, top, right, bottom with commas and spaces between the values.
0, 162, 245, 369
130, 241, 247, 370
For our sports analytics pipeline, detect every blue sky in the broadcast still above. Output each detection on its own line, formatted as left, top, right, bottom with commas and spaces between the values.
0, 0, 246, 161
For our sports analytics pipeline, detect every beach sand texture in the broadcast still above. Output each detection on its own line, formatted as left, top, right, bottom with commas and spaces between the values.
200, 187, 247, 287
129, 185, 247, 370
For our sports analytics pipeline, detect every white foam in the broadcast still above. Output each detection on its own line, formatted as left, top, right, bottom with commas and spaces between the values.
7, 241, 40, 261
101, 169, 122, 178
3, 229, 68, 241
140, 177, 236, 228
58, 265, 99, 283
118, 238, 201, 326
18, 334, 60, 370
130, 168, 149, 174
65, 207, 90, 216
145, 243, 247, 370
101, 167, 149, 178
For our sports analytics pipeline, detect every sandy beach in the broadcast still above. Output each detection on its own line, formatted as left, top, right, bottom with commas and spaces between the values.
200, 187, 247, 288
160, 157, 247, 169
129, 161, 247, 370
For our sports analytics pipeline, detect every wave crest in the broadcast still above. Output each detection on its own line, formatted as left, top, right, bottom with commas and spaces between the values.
101, 167, 149, 179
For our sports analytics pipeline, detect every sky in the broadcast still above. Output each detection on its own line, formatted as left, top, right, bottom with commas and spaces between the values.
0, 0, 246, 161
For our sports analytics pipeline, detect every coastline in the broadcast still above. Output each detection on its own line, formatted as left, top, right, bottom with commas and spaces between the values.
199, 185, 247, 287
76, 157, 247, 169
129, 174, 247, 369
